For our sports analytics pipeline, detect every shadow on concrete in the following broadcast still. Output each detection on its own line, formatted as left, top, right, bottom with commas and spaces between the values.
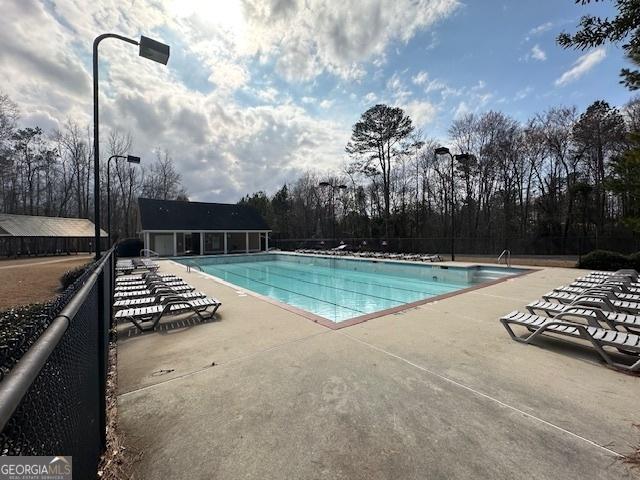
115, 313, 222, 339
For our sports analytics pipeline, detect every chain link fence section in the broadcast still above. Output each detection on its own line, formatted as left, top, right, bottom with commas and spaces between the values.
0, 262, 96, 381
0, 250, 114, 479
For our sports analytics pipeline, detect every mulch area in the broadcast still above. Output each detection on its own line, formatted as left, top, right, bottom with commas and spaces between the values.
0, 256, 91, 310
98, 339, 138, 479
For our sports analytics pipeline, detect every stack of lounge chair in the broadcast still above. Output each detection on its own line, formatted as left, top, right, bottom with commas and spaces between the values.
113, 267, 221, 332
115, 258, 160, 274
500, 269, 640, 372
294, 249, 442, 262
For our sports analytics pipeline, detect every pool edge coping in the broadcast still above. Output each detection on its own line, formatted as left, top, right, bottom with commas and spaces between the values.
167, 258, 538, 330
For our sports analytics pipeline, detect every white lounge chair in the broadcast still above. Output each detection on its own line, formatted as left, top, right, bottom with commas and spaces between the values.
113, 291, 207, 310
553, 285, 640, 298
540, 292, 640, 315
115, 296, 221, 332
114, 284, 195, 298
500, 310, 640, 372
581, 269, 638, 280
115, 280, 189, 291
568, 281, 640, 293
543, 289, 640, 303
419, 254, 442, 262
115, 277, 185, 287
525, 301, 640, 334
116, 272, 176, 282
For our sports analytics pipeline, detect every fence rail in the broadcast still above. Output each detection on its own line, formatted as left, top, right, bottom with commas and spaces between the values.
0, 249, 114, 478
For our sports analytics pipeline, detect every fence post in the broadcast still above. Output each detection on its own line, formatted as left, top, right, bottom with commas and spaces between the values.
96, 253, 107, 450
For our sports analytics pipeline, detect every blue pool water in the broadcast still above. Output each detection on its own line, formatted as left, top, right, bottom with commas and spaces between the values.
176, 254, 525, 323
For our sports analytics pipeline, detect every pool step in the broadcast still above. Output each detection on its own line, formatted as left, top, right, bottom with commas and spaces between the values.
474, 274, 508, 282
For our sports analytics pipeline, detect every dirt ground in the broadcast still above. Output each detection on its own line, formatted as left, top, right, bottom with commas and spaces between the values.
0, 255, 92, 310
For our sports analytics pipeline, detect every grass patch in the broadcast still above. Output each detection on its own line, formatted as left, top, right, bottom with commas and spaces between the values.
0, 260, 95, 380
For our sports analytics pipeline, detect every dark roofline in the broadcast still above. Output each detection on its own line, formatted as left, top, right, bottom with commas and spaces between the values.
137, 197, 270, 232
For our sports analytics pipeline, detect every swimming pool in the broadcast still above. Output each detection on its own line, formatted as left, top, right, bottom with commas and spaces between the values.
175, 253, 527, 325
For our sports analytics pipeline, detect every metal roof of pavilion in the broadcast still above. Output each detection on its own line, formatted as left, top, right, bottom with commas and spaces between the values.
0, 213, 107, 238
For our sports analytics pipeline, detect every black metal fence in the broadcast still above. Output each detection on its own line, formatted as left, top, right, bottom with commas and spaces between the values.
0, 249, 114, 478
272, 235, 640, 256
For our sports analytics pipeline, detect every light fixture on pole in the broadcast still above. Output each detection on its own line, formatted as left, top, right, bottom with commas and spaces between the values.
107, 155, 141, 246
93, 33, 170, 260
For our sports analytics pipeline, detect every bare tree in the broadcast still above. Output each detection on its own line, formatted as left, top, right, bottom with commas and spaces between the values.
142, 150, 186, 201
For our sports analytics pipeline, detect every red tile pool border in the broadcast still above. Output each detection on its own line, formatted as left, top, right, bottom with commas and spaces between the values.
171, 260, 537, 330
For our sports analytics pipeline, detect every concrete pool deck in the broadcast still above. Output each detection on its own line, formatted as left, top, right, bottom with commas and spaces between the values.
116, 260, 639, 479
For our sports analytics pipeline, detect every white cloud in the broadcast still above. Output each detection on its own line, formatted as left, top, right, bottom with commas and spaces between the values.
0, 0, 362, 203
529, 21, 553, 36
364, 92, 377, 103
207, 61, 250, 90
555, 47, 606, 87
453, 101, 470, 120
253, 86, 279, 103
531, 44, 547, 61
0, 0, 472, 202
402, 100, 437, 127
514, 86, 533, 101
471, 80, 486, 91
424, 78, 462, 99
240, 0, 460, 81
412, 70, 429, 86
386, 72, 412, 103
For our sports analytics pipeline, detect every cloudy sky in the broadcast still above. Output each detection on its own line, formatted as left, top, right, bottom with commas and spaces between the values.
0, 0, 634, 202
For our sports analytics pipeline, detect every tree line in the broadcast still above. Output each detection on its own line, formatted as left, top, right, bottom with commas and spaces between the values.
0, 91, 187, 241
240, 97, 640, 254
241, 0, 640, 255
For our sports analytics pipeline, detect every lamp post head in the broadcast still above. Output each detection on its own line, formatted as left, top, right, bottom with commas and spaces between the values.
139, 36, 170, 65
319, 181, 331, 188
337, 184, 348, 190
455, 153, 472, 161
434, 146, 450, 155
126, 155, 141, 164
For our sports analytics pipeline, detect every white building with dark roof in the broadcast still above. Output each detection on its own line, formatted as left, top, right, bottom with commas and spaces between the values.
137, 198, 271, 256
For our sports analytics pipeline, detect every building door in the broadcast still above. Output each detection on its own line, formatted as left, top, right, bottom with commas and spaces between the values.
191, 232, 201, 255
151, 233, 173, 256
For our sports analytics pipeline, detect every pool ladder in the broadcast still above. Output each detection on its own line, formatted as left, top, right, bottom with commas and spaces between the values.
497, 249, 511, 267
186, 260, 203, 273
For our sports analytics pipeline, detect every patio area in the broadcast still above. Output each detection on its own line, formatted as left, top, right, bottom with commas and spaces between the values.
116, 260, 639, 479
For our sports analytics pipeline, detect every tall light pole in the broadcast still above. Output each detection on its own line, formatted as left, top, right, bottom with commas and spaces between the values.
107, 155, 141, 246
93, 34, 170, 259
434, 148, 474, 262
319, 181, 347, 241
435, 147, 456, 261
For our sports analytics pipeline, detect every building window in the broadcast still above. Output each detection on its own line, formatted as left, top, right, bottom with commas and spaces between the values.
204, 233, 224, 254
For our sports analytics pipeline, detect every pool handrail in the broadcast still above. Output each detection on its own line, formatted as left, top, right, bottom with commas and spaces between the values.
185, 260, 203, 273
498, 249, 511, 267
